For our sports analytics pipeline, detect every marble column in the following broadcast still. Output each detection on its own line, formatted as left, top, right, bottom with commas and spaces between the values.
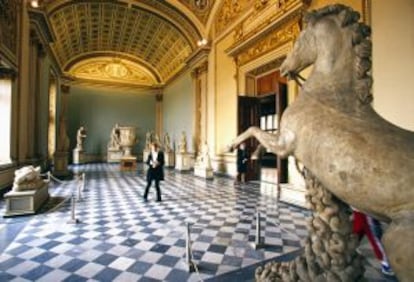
155, 92, 163, 140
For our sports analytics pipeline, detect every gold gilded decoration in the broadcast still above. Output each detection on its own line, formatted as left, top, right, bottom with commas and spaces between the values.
69, 57, 158, 86
215, 0, 251, 35
178, 0, 214, 24
48, 2, 194, 83
0, 0, 19, 57
236, 19, 300, 66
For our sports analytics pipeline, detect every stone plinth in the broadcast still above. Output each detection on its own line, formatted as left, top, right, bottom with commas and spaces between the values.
73, 149, 86, 164
194, 165, 214, 179
4, 183, 49, 217
107, 149, 123, 163
175, 153, 194, 171
120, 156, 137, 171
53, 151, 72, 177
164, 151, 175, 168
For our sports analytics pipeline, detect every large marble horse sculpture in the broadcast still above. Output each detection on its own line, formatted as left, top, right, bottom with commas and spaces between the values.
230, 4, 414, 281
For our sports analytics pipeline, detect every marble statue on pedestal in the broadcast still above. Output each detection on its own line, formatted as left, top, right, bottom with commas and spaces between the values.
175, 131, 193, 171
73, 126, 87, 164
163, 132, 175, 167
107, 124, 122, 163
194, 141, 213, 179
4, 166, 49, 216
178, 131, 187, 153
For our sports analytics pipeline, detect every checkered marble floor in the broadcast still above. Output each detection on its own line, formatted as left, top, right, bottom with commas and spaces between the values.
0, 164, 397, 281
0, 164, 309, 281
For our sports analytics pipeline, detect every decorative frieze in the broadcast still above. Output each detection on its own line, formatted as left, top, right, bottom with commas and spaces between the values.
234, 18, 300, 66
0, 0, 20, 60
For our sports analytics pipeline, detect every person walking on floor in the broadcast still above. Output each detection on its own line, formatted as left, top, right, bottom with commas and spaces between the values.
352, 209, 394, 276
143, 142, 164, 202
236, 142, 249, 184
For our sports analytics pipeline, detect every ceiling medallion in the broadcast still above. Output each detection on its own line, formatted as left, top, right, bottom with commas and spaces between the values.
193, 0, 209, 12
104, 61, 129, 79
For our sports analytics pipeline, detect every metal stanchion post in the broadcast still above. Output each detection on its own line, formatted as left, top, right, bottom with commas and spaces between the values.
186, 222, 196, 272
77, 179, 82, 202
67, 194, 80, 224
82, 173, 86, 191
251, 211, 265, 249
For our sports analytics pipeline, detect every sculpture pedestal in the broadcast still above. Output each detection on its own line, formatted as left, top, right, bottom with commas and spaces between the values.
175, 153, 194, 171
107, 149, 123, 163
165, 151, 175, 168
4, 183, 49, 217
53, 152, 72, 178
194, 164, 213, 179
120, 156, 137, 171
73, 149, 86, 164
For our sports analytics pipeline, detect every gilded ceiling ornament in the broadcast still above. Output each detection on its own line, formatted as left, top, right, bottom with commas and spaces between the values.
216, 0, 251, 35
69, 57, 157, 86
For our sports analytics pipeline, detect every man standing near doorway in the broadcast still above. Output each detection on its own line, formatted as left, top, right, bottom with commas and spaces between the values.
143, 142, 164, 202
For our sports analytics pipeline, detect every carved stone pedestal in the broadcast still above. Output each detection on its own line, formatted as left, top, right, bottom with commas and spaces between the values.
107, 149, 123, 163
53, 152, 72, 178
175, 153, 194, 171
4, 183, 49, 217
164, 151, 175, 168
73, 149, 86, 164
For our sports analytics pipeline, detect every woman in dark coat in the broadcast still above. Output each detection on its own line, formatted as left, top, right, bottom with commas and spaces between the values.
143, 142, 164, 202
236, 142, 249, 184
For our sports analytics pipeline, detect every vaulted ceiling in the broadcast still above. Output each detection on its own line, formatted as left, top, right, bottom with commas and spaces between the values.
36, 0, 217, 87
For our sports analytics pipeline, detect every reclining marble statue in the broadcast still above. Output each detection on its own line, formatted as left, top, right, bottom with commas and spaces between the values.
229, 5, 414, 281
4, 166, 49, 216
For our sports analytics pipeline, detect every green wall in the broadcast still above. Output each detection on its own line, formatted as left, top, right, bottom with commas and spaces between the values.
68, 85, 156, 160
163, 71, 195, 152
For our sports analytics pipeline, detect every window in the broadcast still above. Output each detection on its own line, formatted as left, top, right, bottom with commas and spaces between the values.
0, 76, 12, 164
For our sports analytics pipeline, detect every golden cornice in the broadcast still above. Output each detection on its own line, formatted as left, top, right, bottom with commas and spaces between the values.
234, 18, 301, 66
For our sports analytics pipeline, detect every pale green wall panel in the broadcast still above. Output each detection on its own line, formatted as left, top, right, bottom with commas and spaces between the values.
163, 71, 195, 152
68, 86, 156, 160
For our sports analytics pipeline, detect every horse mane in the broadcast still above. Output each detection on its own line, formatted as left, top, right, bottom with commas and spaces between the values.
305, 4, 373, 105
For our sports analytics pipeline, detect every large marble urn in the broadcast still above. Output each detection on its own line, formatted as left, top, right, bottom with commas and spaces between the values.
119, 126, 137, 156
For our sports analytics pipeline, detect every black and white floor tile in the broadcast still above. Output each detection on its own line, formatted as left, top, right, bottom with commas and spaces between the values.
0, 163, 397, 281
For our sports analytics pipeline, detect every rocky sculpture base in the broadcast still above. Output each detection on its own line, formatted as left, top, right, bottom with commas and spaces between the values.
4, 183, 49, 217
107, 149, 123, 163
255, 168, 365, 282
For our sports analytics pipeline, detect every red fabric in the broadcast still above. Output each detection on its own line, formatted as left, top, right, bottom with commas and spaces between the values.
352, 210, 384, 261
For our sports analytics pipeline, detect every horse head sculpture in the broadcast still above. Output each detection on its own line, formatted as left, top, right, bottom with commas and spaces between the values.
230, 4, 414, 281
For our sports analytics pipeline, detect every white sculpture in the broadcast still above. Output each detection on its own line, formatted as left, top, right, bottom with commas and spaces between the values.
108, 124, 121, 150
164, 133, 172, 152
75, 126, 87, 151
196, 141, 212, 169
145, 131, 152, 151
13, 166, 45, 192
178, 131, 187, 153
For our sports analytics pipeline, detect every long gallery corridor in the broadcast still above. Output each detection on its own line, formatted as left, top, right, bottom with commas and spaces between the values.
0, 164, 396, 281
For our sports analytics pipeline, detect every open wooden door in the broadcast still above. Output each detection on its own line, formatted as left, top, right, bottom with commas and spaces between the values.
237, 96, 259, 181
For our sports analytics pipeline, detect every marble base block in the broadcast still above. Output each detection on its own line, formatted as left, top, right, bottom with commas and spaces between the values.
175, 153, 194, 171
4, 184, 49, 217
194, 165, 214, 179
107, 149, 123, 163
73, 149, 86, 164
165, 151, 175, 168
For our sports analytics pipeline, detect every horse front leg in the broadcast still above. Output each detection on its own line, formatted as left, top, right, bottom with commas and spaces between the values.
228, 126, 295, 158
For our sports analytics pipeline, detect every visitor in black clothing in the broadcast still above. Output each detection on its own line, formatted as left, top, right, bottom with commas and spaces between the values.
236, 142, 248, 184
143, 142, 164, 202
